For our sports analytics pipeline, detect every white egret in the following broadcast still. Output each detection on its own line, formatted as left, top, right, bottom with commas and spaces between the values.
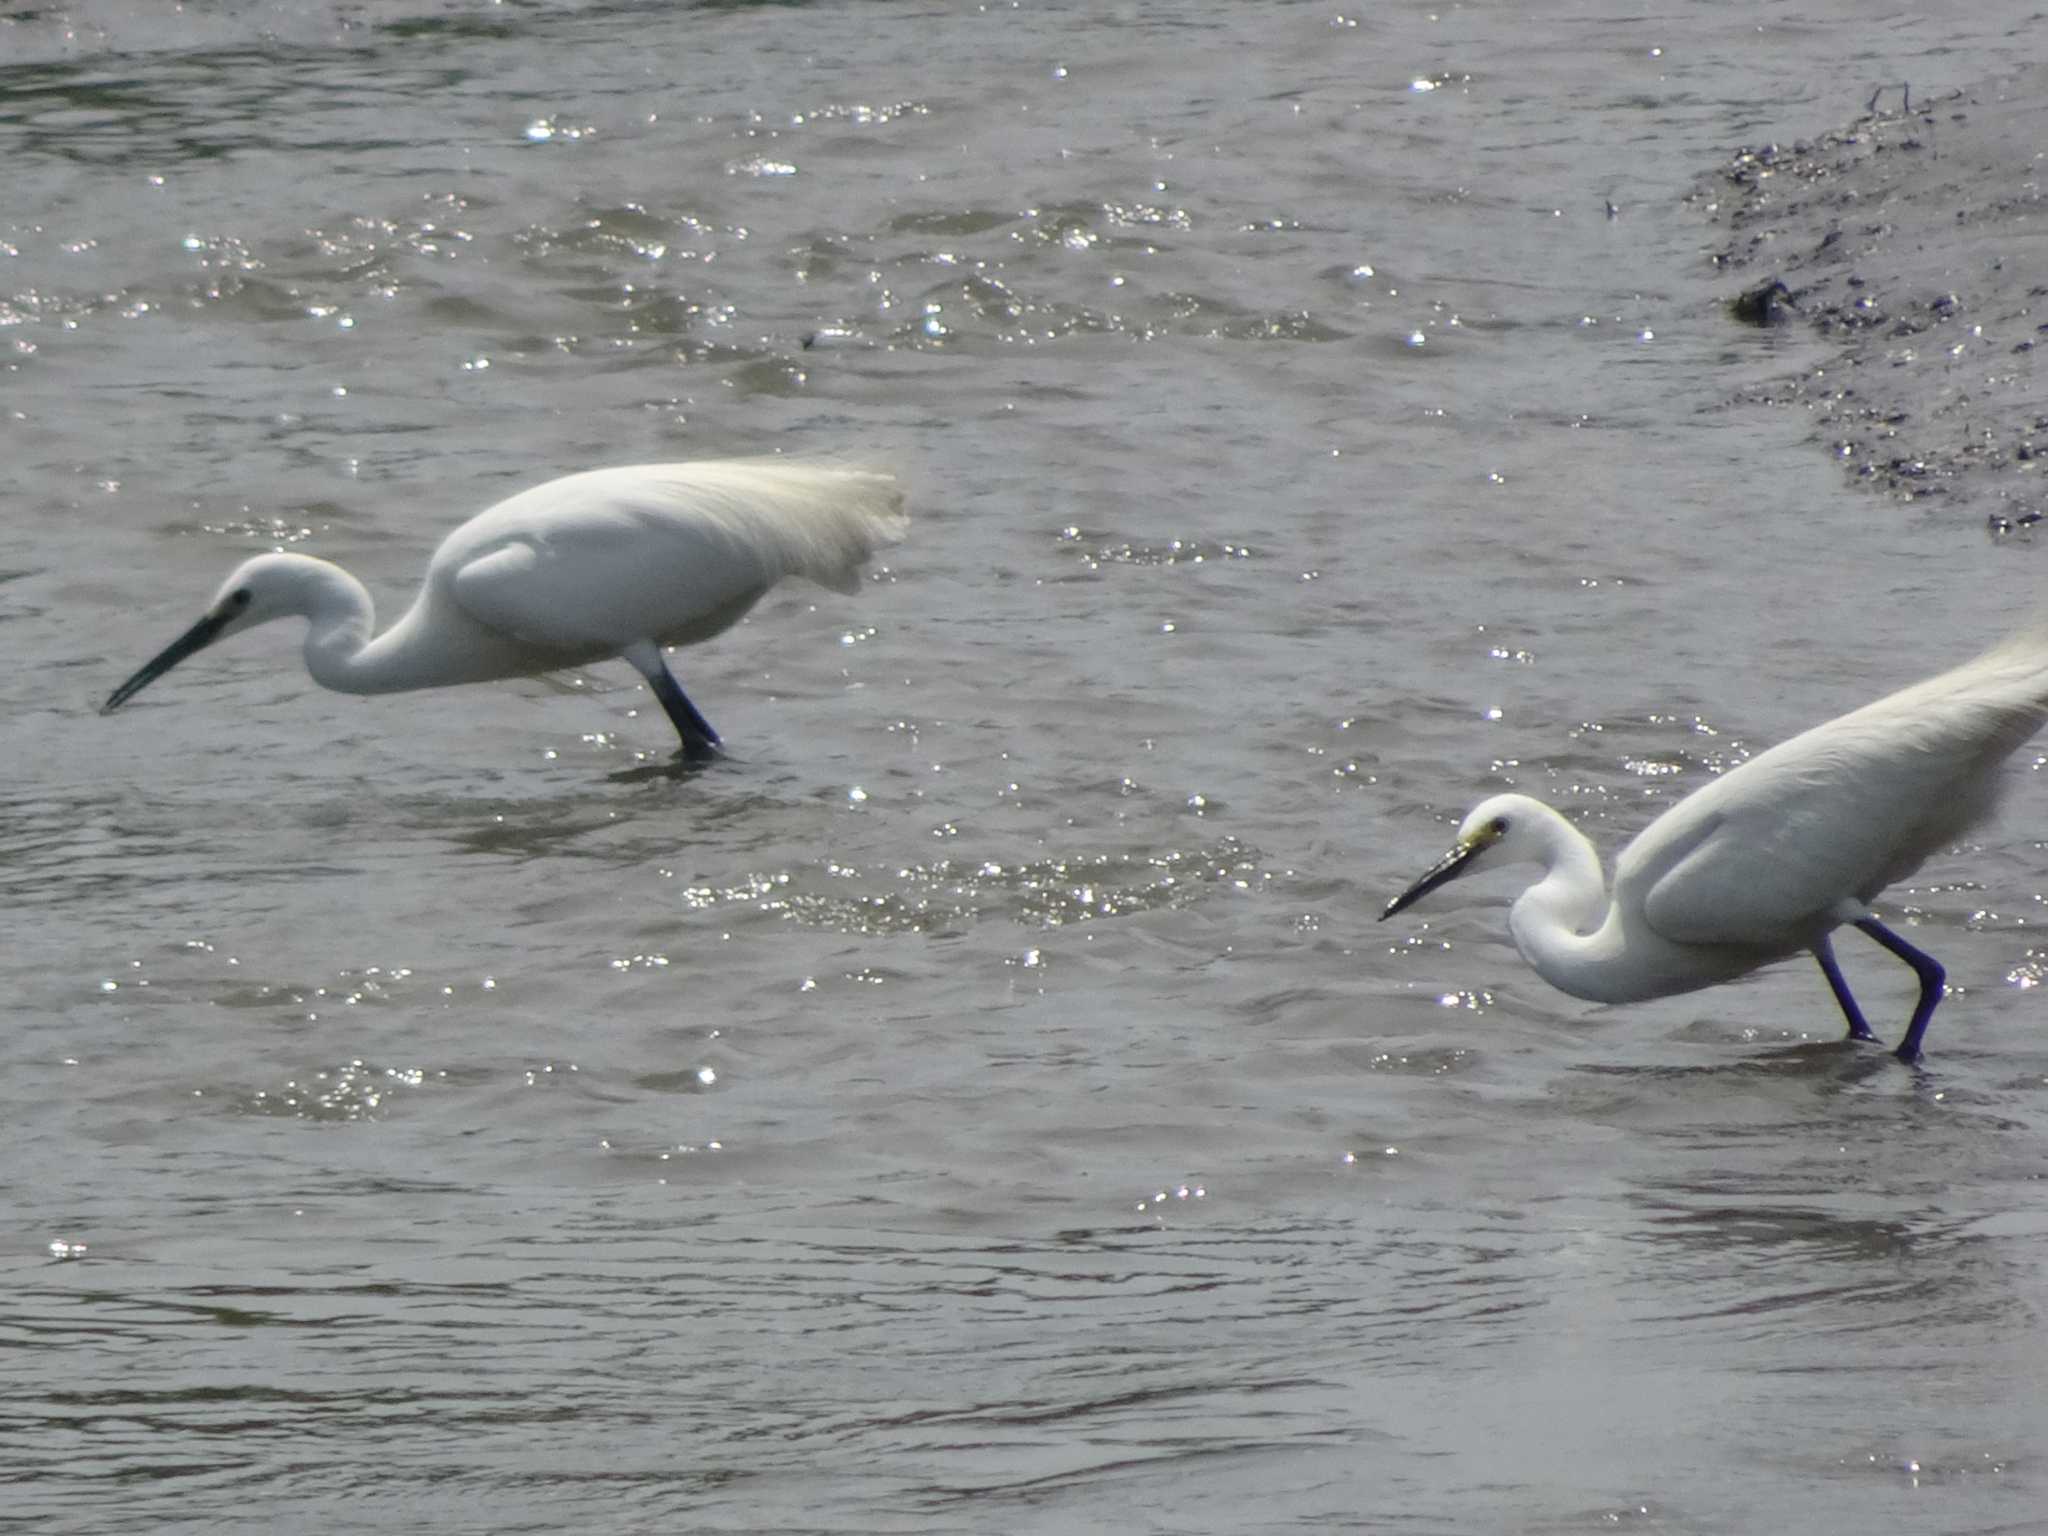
102, 460, 907, 760
1382, 626, 2048, 1062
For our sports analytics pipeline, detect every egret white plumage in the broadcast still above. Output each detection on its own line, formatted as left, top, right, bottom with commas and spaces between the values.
101, 460, 907, 759
1382, 625, 2048, 1062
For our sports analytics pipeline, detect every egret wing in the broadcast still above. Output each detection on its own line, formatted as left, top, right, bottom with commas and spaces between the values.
448, 514, 763, 655
445, 463, 906, 654
1635, 686, 2042, 947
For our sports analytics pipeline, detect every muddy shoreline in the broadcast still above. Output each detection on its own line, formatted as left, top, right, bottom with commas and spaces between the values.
1692, 72, 2048, 531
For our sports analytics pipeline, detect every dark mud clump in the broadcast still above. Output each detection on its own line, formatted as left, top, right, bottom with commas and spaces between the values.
1690, 74, 2048, 533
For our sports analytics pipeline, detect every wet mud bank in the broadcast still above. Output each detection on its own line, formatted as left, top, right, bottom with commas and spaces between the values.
1691, 72, 2048, 531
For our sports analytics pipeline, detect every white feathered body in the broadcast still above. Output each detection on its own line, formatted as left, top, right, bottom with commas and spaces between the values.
341, 461, 907, 691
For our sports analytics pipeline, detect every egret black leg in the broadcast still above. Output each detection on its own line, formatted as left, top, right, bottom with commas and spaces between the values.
1811, 933, 1878, 1042
623, 642, 722, 761
1852, 916, 1947, 1063
649, 666, 722, 761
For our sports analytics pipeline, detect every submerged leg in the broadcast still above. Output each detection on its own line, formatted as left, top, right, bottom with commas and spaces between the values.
1852, 916, 1947, 1064
622, 641, 722, 761
1811, 933, 1877, 1042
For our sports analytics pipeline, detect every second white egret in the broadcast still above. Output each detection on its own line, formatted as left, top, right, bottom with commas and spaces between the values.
1382, 624, 2048, 1062
102, 459, 908, 760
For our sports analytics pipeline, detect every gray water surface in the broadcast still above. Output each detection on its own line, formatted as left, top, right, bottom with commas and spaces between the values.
7, 3, 2048, 1531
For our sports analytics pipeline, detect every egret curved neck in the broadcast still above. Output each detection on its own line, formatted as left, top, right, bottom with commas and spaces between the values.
1504, 813, 1627, 998
290, 562, 382, 693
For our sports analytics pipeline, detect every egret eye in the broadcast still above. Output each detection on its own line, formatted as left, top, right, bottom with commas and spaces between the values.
230, 588, 253, 608
1489, 816, 1509, 836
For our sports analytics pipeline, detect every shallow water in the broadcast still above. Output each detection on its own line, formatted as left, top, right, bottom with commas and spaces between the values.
7, 3, 2048, 1530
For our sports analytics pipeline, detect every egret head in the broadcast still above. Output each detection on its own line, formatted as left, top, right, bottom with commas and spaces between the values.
100, 554, 313, 714
1380, 793, 1547, 920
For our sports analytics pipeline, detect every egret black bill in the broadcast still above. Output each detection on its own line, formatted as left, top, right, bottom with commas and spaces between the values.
1381, 837, 1485, 921
101, 609, 232, 714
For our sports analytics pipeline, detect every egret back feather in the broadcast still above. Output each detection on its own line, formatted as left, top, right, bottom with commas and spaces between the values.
409, 461, 905, 677
1632, 624, 2048, 948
